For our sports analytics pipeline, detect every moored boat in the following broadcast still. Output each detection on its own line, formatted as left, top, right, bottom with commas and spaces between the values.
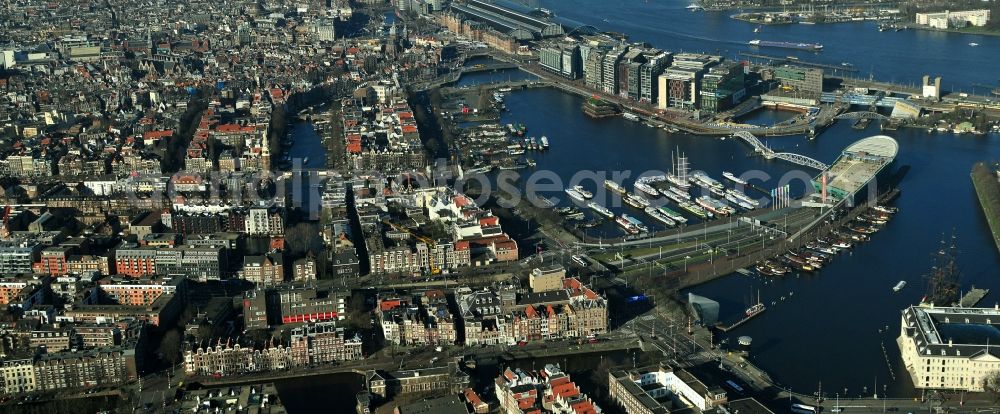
644, 206, 677, 227
588, 201, 614, 218
604, 180, 626, 194
623, 213, 649, 233
667, 186, 691, 201
623, 192, 650, 209
573, 185, 594, 199
661, 189, 687, 204
723, 171, 748, 185
564, 188, 586, 203
658, 206, 687, 224
634, 182, 659, 197
616, 215, 639, 234
679, 201, 711, 219
696, 196, 734, 216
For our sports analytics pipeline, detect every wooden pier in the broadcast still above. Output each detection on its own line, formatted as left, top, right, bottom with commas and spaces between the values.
957, 287, 990, 307
717, 308, 765, 333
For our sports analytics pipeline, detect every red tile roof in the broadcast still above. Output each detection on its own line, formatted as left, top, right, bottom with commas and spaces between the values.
379, 299, 403, 312
142, 130, 173, 141
463, 388, 484, 407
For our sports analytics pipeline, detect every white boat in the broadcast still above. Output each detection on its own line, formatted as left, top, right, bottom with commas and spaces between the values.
623, 213, 649, 233
623, 112, 640, 121
725, 188, 760, 208
303, 156, 310, 164
893, 281, 907, 292
722, 171, 747, 185
573, 185, 594, 199
679, 201, 712, 219
644, 206, 677, 227
616, 215, 639, 234
658, 206, 687, 224
604, 180, 626, 194
690, 171, 724, 191
624, 192, 650, 208
667, 186, 692, 201
540, 136, 549, 148
661, 188, 687, 204
634, 182, 659, 197
564, 188, 586, 203
725, 193, 755, 210
638, 174, 668, 184
745, 302, 765, 317
668, 149, 691, 190
697, 196, 735, 216
588, 201, 614, 218
969, 42, 979, 47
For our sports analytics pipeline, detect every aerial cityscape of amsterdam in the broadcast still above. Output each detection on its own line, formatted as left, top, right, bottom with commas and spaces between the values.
1, 0, 999, 413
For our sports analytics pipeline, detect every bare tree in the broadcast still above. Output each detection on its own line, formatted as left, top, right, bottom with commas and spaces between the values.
985, 370, 1000, 401
158, 329, 182, 366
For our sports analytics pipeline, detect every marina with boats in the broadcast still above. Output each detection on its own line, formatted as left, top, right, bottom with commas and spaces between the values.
553, 149, 785, 236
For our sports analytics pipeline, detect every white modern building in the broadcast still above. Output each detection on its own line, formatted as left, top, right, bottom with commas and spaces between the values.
608, 365, 727, 413
1, 50, 14, 69
916, 10, 990, 29
898, 305, 1000, 391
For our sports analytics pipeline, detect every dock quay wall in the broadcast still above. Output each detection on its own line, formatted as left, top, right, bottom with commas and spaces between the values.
971, 162, 1000, 254
677, 188, 901, 290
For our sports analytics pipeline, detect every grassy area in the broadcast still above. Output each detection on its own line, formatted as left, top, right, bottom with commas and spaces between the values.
971, 162, 1000, 254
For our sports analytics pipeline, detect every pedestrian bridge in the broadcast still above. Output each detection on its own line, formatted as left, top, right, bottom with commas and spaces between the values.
732, 131, 829, 170
834, 111, 889, 121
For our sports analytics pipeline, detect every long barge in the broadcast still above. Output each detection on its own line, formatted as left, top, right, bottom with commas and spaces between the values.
748, 39, 823, 51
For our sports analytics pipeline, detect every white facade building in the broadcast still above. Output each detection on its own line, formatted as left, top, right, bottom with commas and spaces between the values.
916, 10, 990, 29
898, 305, 1000, 391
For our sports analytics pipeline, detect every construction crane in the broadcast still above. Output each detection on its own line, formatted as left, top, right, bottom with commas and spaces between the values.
381, 219, 441, 274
